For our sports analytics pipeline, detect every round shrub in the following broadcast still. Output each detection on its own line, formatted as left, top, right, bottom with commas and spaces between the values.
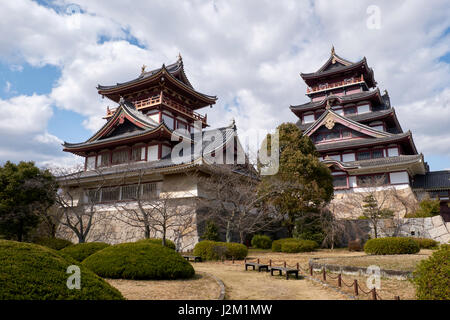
82, 242, 194, 280
280, 240, 318, 253
34, 237, 73, 250
411, 238, 439, 249
135, 238, 176, 250
364, 237, 420, 255
60, 242, 110, 262
251, 235, 272, 249
271, 238, 300, 252
412, 244, 449, 300
193, 241, 248, 260
0, 240, 123, 300
222, 242, 248, 259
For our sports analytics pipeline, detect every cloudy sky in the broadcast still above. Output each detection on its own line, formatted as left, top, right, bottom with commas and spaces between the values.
0, 0, 449, 170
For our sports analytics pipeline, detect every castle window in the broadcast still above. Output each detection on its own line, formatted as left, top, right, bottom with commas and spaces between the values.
99, 152, 110, 167
344, 106, 357, 115
372, 149, 384, 159
131, 147, 144, 161
101, 187, 120, 202
121, 184, 139, 200
333, 175, 348, 188
356, 174, 389, 186
142, 182, 159, 199
356, 151, 371, 160
112, 149, 129, 164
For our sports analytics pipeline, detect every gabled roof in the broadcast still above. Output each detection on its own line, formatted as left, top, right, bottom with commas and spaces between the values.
303, 108, 392, 138
62, 99, 185, 154
412, 171, 450, 191
97, 56, 217, 106
300, 47, 376, 88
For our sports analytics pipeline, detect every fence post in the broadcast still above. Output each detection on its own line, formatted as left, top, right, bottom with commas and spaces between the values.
338, 274, 342, 287
322, 268, 326, 281
244, 258, 247, 264
257, 258, 260, 264
395, 296, 400, 300
354, 280, 358, 296
296, 263, 299, 271
269, 259, 272, 267
310, 266, 313, 276
232, 257, 235, 264
372, 288, 377, 300
284, 261, 286, 268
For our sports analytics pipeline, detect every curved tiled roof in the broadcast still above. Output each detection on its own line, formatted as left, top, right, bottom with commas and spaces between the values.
315, 131, 414, 152
412, 171, 450, 191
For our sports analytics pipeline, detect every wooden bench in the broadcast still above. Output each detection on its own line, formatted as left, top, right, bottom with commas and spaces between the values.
245, 262, 269, 272
182, 255, 202, 262
270, 266, 299, 280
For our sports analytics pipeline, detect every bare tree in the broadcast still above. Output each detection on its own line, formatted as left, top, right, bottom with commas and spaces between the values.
198, 164, 281, 244
53, 166, 110, 243
113, 169, 198, 250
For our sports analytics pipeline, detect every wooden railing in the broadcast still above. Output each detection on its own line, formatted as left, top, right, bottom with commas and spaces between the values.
104, 92, 207, 124
307, 75, 364, 94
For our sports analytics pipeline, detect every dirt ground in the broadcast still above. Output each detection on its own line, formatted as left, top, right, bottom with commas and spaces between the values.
193, 262, 347, 300
106, 248, 427, 300
245, 248, 429, 300
106, 272, 220, 300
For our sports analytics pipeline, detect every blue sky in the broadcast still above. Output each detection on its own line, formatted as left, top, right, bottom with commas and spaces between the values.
0, 0, 449, 170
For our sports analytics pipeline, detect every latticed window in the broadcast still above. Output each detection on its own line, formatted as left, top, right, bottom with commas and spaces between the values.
86, 189, 101, 204
357, 174, 388, 186
121, 184, 139, 200
142, 182, 158, 199
101, 187, 120, 202
333, 175, 347, 188
131, 147, 143, 161
372, 149, 384, 159
356, 151, 371, 161
112, 149, 129, 164
100, 153, 110, 167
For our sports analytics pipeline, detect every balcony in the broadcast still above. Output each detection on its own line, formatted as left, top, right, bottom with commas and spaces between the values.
307, 75, 365, 94
104, 92, 207, 125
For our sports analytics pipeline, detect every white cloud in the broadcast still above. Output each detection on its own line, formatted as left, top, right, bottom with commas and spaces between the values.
0, 0, 449, 169
4, 81, 11, 93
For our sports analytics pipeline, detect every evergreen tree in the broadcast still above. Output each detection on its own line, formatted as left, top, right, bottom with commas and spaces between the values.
0, 161, 57, 241
259, 123, 334, 236
201, 220, 220, 241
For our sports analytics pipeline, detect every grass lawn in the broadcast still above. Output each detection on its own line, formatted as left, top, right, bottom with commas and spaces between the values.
105, 272, 220, 300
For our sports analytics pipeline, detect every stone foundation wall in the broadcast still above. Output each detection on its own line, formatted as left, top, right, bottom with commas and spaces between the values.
340, 215, 450, 245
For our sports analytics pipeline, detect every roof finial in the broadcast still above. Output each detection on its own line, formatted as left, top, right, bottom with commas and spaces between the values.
141, 64, 146, 74
177, 52, 182, 61
119, 96, 125, 105
331, 45, 335, 55
326, 100, 331, 110
384, 89, 389, 96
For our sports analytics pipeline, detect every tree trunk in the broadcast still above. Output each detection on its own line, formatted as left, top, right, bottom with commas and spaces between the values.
225, 220, 232, 243
144, 225, 150, 239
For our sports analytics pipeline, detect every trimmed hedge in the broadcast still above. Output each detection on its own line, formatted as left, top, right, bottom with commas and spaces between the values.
411, 238, 439, 249
193, 241, 248, 260
412, 244, 450, 300
272, 238, 318, 253
0, 240, 123, 300
34, 237, 73, 250
60, 242, 110, 262
135, 238, 176, 250
251, 235, 272, 249
82, 242, 194, 280
364, 237, 420, 255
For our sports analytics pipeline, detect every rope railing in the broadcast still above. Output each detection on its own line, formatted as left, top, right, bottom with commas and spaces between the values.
234, 257, 401, 300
